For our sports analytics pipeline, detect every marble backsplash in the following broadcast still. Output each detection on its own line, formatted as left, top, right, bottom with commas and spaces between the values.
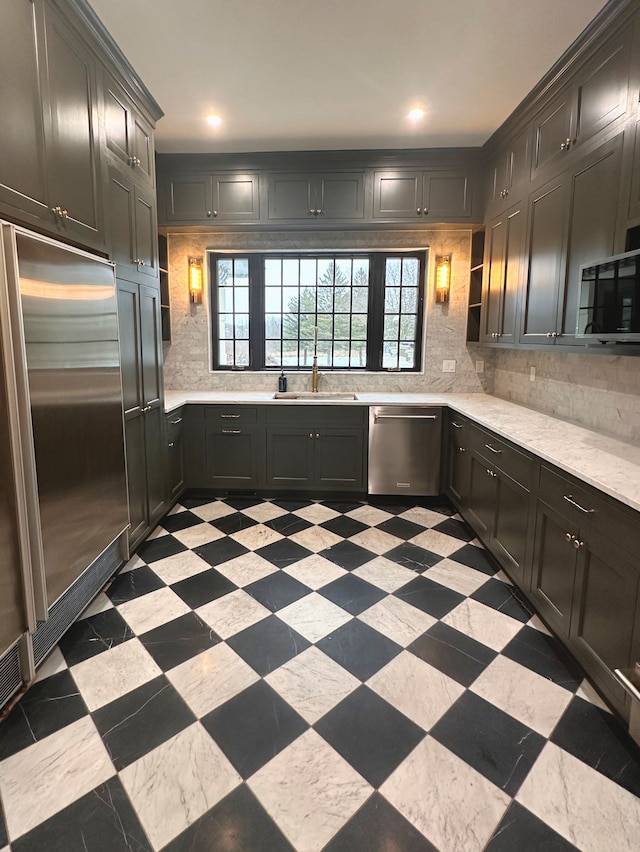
492, 348, 640, 445
162, 228, 494, 395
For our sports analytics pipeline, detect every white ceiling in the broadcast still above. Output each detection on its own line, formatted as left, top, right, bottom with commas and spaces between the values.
88, 0, 608, 154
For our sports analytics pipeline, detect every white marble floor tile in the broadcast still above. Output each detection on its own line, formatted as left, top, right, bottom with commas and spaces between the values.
0, 716, 114, 840
293, 504, 340, 524
288, 526, 343, 553
190, 501, 237, 522
117, 587, 191, 636
422, 558, 490, 596
240, 502, 288, 523
494, 569, 514, 586
34, 646, 67, 683
149, 550, 211, 585
229, 523, 284, 551
576, 679, 612, 713
277, 593, 353, 643
283, 554, 347, 589
346, 505, 393, 526
120, 722, 241, 850
79, 591, 113, 619
368, 652, 464, 731
196, 589, 270, 639
171, 522, 225, 548
266, 646, 360, 725
147, 526, 169, 540
351, 557, 416, 593
120, 555, 146, 574
249, 729, 372, 852
213, 553, 277, 587
517, 742, 640, 851
380, 736, 510, 852
348, 527, 403, 555
398, 506, 447, 528
409, 528, 465, 557
441, 599, 523, 651
358, 596, 436, 646
166, 643, 259, 717
70, 638, 161, 712
526, 613, 553, 635
471, 655, 573, 736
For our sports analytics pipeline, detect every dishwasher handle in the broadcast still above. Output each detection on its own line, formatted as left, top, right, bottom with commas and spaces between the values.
373, 413, 439, 422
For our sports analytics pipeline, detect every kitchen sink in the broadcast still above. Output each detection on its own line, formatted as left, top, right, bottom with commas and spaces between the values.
272, 392, 358, 400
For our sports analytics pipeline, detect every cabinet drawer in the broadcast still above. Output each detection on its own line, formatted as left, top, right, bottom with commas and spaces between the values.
539, 465, 640, 556
166, 408, 184, 441
471, 427, 535, 489
265, 405, 366, 427
206, 406, 257, 426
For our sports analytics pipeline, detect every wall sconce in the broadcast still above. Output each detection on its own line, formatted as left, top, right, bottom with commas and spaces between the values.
188, 257, 203, 304
435, 255, 451, 303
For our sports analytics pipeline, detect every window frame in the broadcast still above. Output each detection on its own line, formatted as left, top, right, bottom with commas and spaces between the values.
209, 249, 426, 372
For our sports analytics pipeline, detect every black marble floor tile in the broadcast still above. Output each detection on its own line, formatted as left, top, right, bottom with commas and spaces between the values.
325, 793, 438, 852
431, 516, 475, 541
318, 540, 375, 570
193, 537, 249, 567
322, 500, 364, 514
135, 534, 187, 564
92, 675, 195, 770
171, 567, 238, 608
320, 515, 368, 539
58, 608, 134, 666
431, 691, 545, 796
202, 680, 308, 779
160, 510, 203, 533
502, 625, 584, 691
315, 686, 424, 787
0, 670, 88, 761
318, 573, 386, 615
485, 800, 579, 852
162, 784, 295, 852
316, 619, 402, 681
470, 577, 533, 623
265, 512, 313, 536
106, 565, 165, 605
255, 538, 313, 568
244, 571, 310, 612
210, 511, 258, 535
447, 542, 499, 575
408, 621, 497, 687
224, 496, 264, 510
138, 611, 220, 671
179, 494, 222, 509
271, 498, 315, 511
376, 516, 427, 540
11, 776, 151, 852
383, 542, 443, 572
393, 575, 465, 618
227, 616, 310, 676
550, 695, 640, 796
366, 499, 412, 515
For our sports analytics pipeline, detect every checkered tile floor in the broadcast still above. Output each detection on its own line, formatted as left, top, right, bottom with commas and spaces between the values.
1, 495, 640, 851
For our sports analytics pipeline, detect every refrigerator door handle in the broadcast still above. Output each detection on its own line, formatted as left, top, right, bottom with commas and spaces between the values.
0, 224, 48, 623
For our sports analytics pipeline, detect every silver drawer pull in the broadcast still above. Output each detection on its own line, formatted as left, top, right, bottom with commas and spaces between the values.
168, 441, 174, 447
563, 494, 596, 514
221, 413, 240, 419
451, 421, 464, 429
485, 443, 502, 454
374, 414, 438, 422
170, 417, 183, 425
222, 428, 241, 434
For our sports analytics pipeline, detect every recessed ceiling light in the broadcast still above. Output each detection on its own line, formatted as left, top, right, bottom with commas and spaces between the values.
206, 114, 222, 127
407, 108, 426, 122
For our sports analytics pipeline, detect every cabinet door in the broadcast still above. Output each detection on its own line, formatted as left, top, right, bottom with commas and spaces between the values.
481, 215, 507, 341
124, 411, 149, 546
206, 430, 260, 487
423, 171, 472, 219
265, 427, 315, 487
103, 71, 133, 168
315, 428, 365, 490
164, 173, 213, 221
372, 171, 422, 219
530, 501, 579, 637
166, 411, 184, 501
134, 185, 158, 279
520, 177, 569, 343
132, 112, 155, 186
628, 118, 640, 222
531, 88, 576, 181
492, 472, 531, 585
500, 205, 526, 343
317, 173, 365, 219
571, 532, 640, 712
488, 128, 530, 210
212, 173, 260, 221
446, 419, 470, 508
465, 450, 496, 540
43, 3, 103, 248
107, 165, 136, 282
267, 174, 315, 219
139, 285, 165, 522
0, 0, 49, 221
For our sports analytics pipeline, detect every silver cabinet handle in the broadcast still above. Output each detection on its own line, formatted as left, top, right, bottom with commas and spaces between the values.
316, 433, 320, 439
451, 421, 464, 429
221, 413, 240, 419
573, 538, 584, 549
142, 405, 152, 412
170, 417, 183, 425
458, 446, 466, 453
565, 532, 574, 542
485, 443, 502, 454
221, 428, 241, 434
423, 207, 429, 215
309, 432, 313, 438
374, 414, 438, 421
563, 494, 596, 514
416, 208, 422, 215
168, 441, 174, 447
213, 210, 218, 217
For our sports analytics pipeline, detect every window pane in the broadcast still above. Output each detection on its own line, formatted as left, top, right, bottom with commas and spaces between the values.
281, 315, 297, 339
385, 258, 401, 286
282, 258, 299, 286
265, 340, 281, 365
382, 343, 399, 369
400, 316, 416, 340
235, 340, 249, 365
234, 258, 249, 281
402, 257, 419, 286
235, 315, 249, 339
384, 315, 399, 340
235, 288, 249, 312
265, 314, 282, 338
385, 287, 400, 312
264, 258, 281, 286
218, 287, 234, 312
401, 287, 418, 313
352, 315, 367, 339
399, 342, 415, 369
217, 259, 232, 284
265, 287, 281, 312
219, 314, 233, 338
352, 287, 368, 311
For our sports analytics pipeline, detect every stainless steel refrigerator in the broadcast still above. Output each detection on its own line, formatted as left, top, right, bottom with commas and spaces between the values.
0, 222, 129, 706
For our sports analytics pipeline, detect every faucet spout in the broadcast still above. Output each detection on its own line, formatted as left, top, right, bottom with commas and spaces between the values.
311, 357, 322, 393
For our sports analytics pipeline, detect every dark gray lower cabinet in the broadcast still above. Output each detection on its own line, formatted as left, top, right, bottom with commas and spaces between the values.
166, 408, 185, 502
445, 415, 471, 507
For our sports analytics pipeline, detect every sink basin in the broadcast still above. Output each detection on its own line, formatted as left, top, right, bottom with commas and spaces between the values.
273, 392, 358, 401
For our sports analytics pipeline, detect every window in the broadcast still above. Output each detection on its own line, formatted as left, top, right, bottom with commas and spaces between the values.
211, 251, 426, 371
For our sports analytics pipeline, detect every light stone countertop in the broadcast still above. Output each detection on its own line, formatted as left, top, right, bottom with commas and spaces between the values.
164, 390, 640, 514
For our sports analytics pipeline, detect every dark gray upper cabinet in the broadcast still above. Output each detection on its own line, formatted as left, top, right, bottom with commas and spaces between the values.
267, 172, 365, 220
103, 69, 155, 187
481, 202, 526, 344
373, 170, 472, 220
627, 118, 640, 224
106, 163, 158, 284
486, 127, 531, 214
163, 172, 260, 222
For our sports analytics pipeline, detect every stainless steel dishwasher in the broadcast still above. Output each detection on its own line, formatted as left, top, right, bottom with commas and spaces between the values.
368, 406, 442, 495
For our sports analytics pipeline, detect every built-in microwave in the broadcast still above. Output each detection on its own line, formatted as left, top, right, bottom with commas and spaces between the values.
576, 248, 640, 342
